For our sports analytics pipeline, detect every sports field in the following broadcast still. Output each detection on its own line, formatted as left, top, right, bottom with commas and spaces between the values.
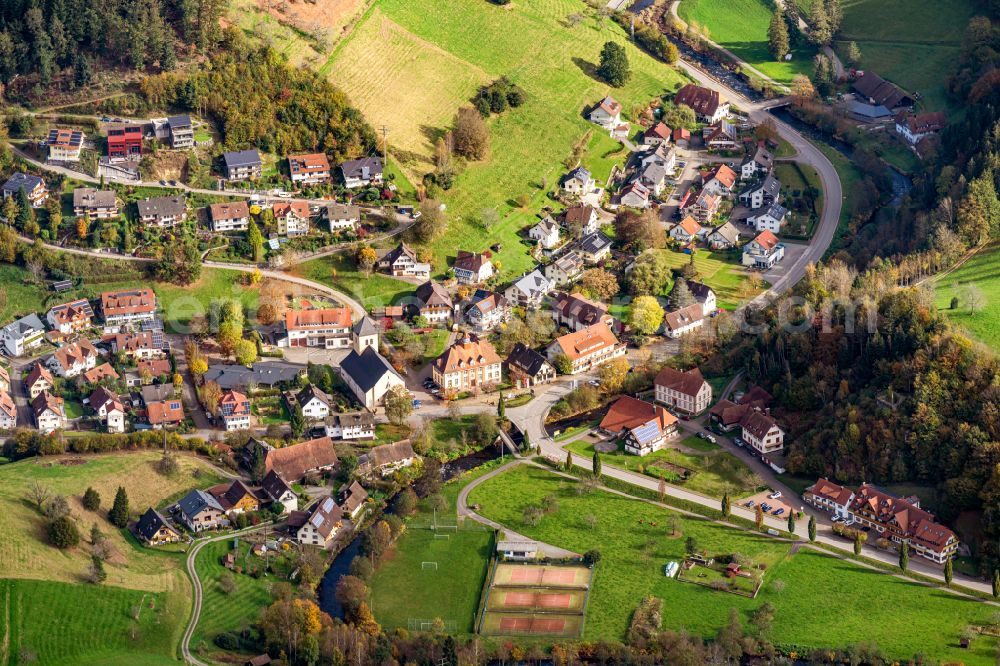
480, 562, 591, 637
480, 610, 584, 638
487, 588, 587, 612
492, 562, 591, 588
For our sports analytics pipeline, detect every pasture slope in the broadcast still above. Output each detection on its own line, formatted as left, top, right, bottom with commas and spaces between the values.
321, 0, 688, 277
933, 243, 1000, 354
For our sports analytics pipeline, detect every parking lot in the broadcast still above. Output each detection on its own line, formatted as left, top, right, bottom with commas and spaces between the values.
739, 489, 799, 519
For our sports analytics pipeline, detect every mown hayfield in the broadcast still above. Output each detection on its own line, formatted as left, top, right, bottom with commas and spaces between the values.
836, 0, 976, 111
0, 578, 186, 665
321, 0, 688, 278
933, 243, 1000, 353
677, 0, 815, 85
0, 452, 221, 590
650, 248, 765, 309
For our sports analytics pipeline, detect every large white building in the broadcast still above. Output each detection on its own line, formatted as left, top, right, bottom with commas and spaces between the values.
654, 366, 712, 415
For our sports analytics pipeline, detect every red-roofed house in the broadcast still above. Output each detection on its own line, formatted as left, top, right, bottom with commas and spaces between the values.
895, 111, 947, 145
742, 230, 784, 269
642, 122, 672, 147
274, 201, 312, 236
219, 390, 251, 431
674, 84, 730, 123
282, 308, 353, 348
432, 334, 503, 394
147, 399, 185, 429
599, 396, 678, 456
654, 366, 712, 414
703, 164, 737, 195
669, 215, 703, 244
546, 322, 625, 375
589, 96, 622, 129
101, 289, 157, 328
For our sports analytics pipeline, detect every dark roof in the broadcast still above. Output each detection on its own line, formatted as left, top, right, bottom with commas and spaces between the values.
167, 115, 192, 128
340, 156, 383, 180
339, 347, 401, 393
261, 469, 294, 501
73, 188, 116, 209
358, 440, 416, 472
415, 281, 452, 308
577, 231, 612, 255
223, 149, 262, 169
222, 479, 258, 507
137, 196, 186, 218
203, 362, 305, 390
141, 384, 175, 405
674, 84, 725, 116
2, 173, 44, 194
654, 366, 707, 398
135, 507, 177, 541
852, 71, 913, 109
338, 480, 369, 514
178, 489, 223, 519
297, 384, 332, 408
335, 411, 375, 430
686, 280, 715, 305
352, 316, 379, 338
506, 342, 551, 377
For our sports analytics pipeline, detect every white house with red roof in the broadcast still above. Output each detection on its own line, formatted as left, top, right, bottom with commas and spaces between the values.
273, 201, 312, 236
669, 216, 703, 244
742, 230, 784, 269
589, 96, 622, 129
101, 289, 157, 328
654, 366, 712, 414
219, 390, 251, 431
282, 308, 353, 348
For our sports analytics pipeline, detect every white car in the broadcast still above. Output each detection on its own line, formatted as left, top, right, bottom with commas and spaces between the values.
768, 491, 782, 499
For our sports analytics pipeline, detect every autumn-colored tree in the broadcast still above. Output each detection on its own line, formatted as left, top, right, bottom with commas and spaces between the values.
190, 356, 208, 377
357, 245, 378, 275
597, 356, 630, 394
791, 75, 816, 104
200, 380, 222, 414
629, 295, 665, 336
256, 302, 277, 325
355, 602, 381, 636
76, 217, 89, 240
234, 339, 258, 366
217, 321, 241, 358
452, 106, 490, 160
579, 268, 619, 301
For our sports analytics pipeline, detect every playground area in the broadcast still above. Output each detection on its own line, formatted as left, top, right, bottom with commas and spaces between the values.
479, 562, 593, 638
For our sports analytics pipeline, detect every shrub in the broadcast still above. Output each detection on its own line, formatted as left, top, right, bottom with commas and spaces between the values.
213, 632, 240, 650
48, 515, 80, 549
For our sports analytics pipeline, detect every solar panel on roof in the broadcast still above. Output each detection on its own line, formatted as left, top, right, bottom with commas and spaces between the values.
268, 238, 280, 250
322, 497, 335, 512
310, 513, 324, 528
631, 421, 661, 445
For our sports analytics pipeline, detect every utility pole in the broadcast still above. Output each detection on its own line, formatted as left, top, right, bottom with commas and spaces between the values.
630, 15, 635, 41
379, 125, 390, 163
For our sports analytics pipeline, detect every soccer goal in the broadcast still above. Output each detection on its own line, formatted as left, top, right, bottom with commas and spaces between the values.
421, 561, 439, 570
433, 533, 450, 540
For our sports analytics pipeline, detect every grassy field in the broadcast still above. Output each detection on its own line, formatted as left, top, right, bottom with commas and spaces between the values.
299, 253, 415, 311
774, 161, 822, 238
815, 142, 864, 256
835, 0, 976, 112
0, 452, 222, 589
0, 578, 187, 666
0, 264, 51, 322
933, 244, 1000, 353
321, 0, 688, 279
564, 437, 764, 498
677, 0, 815, 85
580, 131, 628, 185
649, 248, 764, 309
468, 465, 999, 661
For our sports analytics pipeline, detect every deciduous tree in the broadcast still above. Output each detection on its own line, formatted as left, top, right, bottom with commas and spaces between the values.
629, 295, 664, 335
597, 41, 631, 87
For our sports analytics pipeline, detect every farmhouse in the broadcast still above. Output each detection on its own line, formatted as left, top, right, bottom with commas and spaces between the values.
47, 299, 94, 335
546, 322, 625, 374
136, 508, 182, 545
600, 395, 678, 456
432, 334, 503, 393
654, 366, 712, 414
377, 243, 430, 279
743, 230, 784, 269
674, 84, 730, 123
47, 339, 100, 378
414, 281, 455, 324
337, 481, 369, 520
589, 96, 622, 129
357, 440, 417, 477
2, 173, 47, 207
1, 313, 45, 356
46, 128, 84, 162
178, 489, 227, 532
504, 270, 550, 309
895, 111, 947, 145
289, 153, 331, 184
73, 188, 118, 219
209, 201, 250, 232
249, 436, 340, 483
282, 308, 353, 348
0, 389, 17, 429
339, 156, 383, 188
273, 201, 312, 236
289, 496, 343, 546
551, 292, 613, 332
529, 216, 561, 249
663, 304, 704, 339
339, 346, 405, 410
324, 203, 361, 232
137, 196, 186, 228
101, 289, 157, 328
202, 362, 304, 390
453, 250, 494, 284
218, 390, 252, 431
506, 342, 555, 387
25, 363, 54, 399
222, 149, 263, 181
465, 290, 510, 332
852, 71, 914, 110
544, 251, 584, 286
33, 391, 66, 433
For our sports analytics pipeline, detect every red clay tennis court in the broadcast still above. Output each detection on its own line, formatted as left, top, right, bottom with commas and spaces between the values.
498, 616, 567, 633
500, 591, 572, 608
494, 563, 591, 588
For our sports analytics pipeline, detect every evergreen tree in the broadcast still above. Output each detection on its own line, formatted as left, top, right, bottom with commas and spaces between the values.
592, 451, 602, 478
809, 1, 832, 46
721, 492, 730, 517
497, 392, 505, 420
597, 41, 631, 87
442, 635, 458, 666
564, 450, 572, 471
787, 513, 795, 534
944, 557, 953, 587
88, 555, 107, 583
82, 487, 100, 512
15, 188, 33, 231
290, 403, 305, 438
768, 8, 790, 60
898, 544, 909, 572
808, 514, 816, 541
853, 532, 862, 556
72, 53, 92, 88
669, 278, 695, 309
108, 486, 129, 528
992, 570, 999, 598
846, 41, 862, 67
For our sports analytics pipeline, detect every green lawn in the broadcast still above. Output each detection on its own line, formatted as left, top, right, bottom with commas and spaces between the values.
580, 131, 628, 185
648, 248, 763, 310
565, 438, 763, 498
933, 243, 1000, 353
836, 0, 977, 112
774, 161, 822, 238
0, 578, 186, 665
814, 142, 864, 257
679, 434, 720, 452
64, 400, 85, 419
300, 253, 414, 311
468, 465, 999, 662
0, 264, 51, 323
415, 329, 451, 367
677, 0, 816, 85
322, 0, 688, 280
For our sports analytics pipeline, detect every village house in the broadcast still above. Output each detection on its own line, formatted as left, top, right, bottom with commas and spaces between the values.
739, 174, 781, 210
673, 127, 691, 148
2, 173, 48, 207
289, 496, 342, 546
376, 243, 430, 279
619, 181, 651, 209
740, 143, 774, 180
273, 201, 312, 236
324, 203, 361, 232
663, 304, 704, 339
222, 149, 263, 181
0, 389, 17, 429
504, 270, 550, 309
261, 470, 298, 514
642, 122, 672, 147
209, 201, 250, 232
203, 362, 304, 391
47, 128, 84, 162
288, 153, 331, 184
561, 167, 594, 195
295, 384, 332, 420
464, 290, 510, 332
47, 339, 100, 378
107, 124, 143, 161
339, 346, 405, 410
337, 481, 370, 521
743, 230, 784, 269
26, 363, 54, 399
247, 436, 340, 483
599, 395, 678, 456
747, 202, 788, 234
551, 292, 613, 332
325, 412, 376, 440
137, 358, 172, 381
146, 398, 185, 429
563, 205, 599, 238
340, 156, 383, 188
33, 391, 65, 433
576, 232, 613, 264
432, 334, 503, 394
641, 143, 677, 172
47, 299, 94, 335
110, 331, 167, 361
453, 251, 494, 284
589, 96, 622, 129
687, 190, 720, 223
611, 121, 631, 141
654, 366, 712, 414
669, 215, 704, 245
702, 165, 738, 197
529, 216, 561, 249
73, 188, 118, 220
687, 280, 717, 315
674, 84, 730, 123
703, 121, 739, 151
101, 289, 157, 328
546, 322, 625, 375
1, 313, 45, 356
89, 386, 126, 433
707, 221, 742, 250
166, 115, 194, 148
178, 489, 228, 532
895, 111, 947, 145
211, 479, 261, 515
282, 308, 353, 348
83, 363, 119, 385
544, 251, 584, 286
357, 440, 417, 478
136, 508, 182, 545
506, 342, 555, 388
710, 399, 785, 454
414, 281, 455, 324
137, 196, 186, 228
218, 390, 251, 431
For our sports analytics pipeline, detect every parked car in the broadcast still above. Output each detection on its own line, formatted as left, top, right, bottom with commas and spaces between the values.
745, 500, 755, 508
706, 434, 717, 444
830, 515, 841, 523
773, 508, 785, 516
734, 437, 744, 447
412, 399, 421, 409
768, 491, 782, 499
696, 432, 706, 439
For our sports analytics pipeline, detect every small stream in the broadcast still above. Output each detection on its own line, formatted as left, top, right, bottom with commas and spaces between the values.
317, 443, 503, 619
